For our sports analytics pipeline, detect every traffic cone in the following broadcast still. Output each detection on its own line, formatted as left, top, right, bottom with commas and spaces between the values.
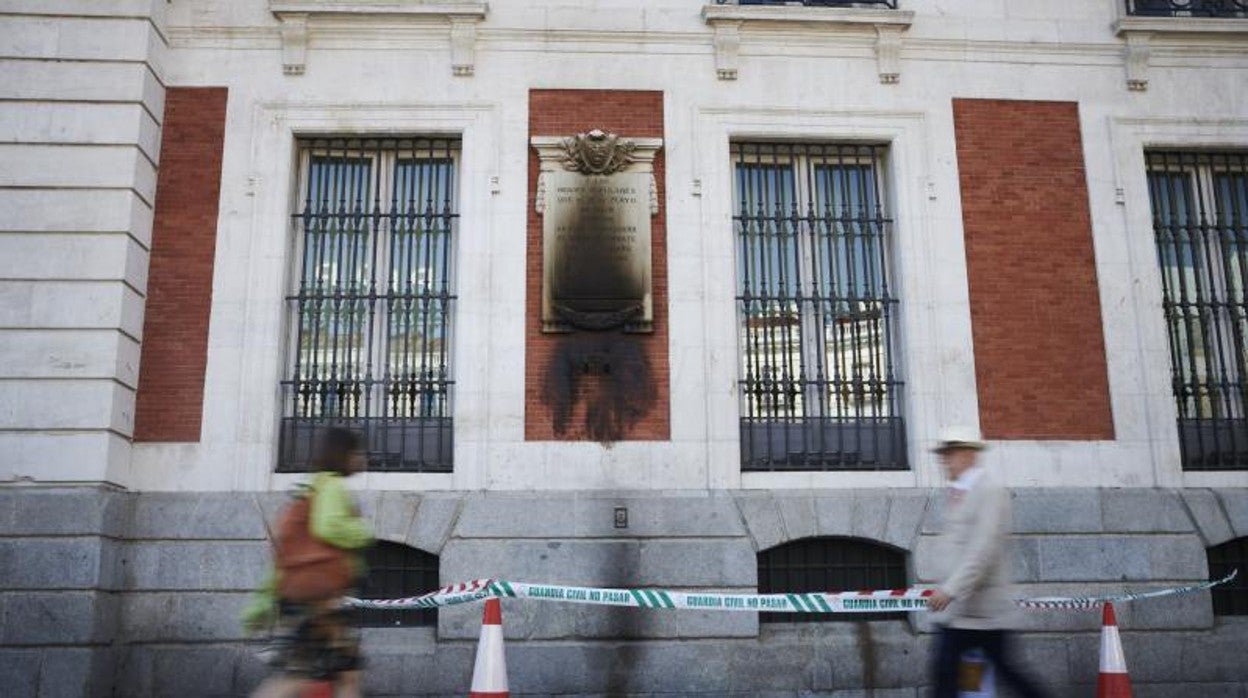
1097, 602, 1132, 698
469, 598, 509, 698
300, 681, 333, 698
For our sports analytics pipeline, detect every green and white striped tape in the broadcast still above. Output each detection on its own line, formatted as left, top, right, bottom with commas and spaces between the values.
346, 570, 1236, 614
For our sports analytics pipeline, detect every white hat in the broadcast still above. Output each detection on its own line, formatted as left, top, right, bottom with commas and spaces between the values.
933, 426, 986, 453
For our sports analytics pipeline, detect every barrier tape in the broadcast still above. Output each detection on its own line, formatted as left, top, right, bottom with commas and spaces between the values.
347, 569, 1236, 614
1015, 569, 1238, 610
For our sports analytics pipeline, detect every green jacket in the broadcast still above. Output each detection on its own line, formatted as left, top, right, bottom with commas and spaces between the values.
242, 472, 374, 632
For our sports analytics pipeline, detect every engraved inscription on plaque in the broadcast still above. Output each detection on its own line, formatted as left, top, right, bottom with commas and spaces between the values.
533, 131, 662, 333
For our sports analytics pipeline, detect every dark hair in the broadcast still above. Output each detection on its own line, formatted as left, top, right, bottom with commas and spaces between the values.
315, 427, 363, 474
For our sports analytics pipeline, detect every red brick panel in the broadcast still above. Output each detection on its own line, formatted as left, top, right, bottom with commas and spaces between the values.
134, 87, 228, 442
952, 98, 1114, 440
526, 90, 670, 441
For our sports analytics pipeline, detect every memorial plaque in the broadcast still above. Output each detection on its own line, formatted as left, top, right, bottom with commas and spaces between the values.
533, 130, 662, 333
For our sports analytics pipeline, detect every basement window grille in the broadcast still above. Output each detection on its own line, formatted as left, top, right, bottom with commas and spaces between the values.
758, 536, 908, 623
732, 142, 906, 471
279, 137, 458, 473
356, 542, 440, 627
1208, 537, 1248, 615
1145, 151, 1248, 470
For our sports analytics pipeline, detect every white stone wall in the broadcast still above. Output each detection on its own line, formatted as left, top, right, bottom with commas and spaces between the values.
5, 0, 1248, 492
0, 1, 166, 484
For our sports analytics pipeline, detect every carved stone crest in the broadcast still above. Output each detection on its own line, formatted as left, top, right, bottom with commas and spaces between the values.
560, 129, 637, 176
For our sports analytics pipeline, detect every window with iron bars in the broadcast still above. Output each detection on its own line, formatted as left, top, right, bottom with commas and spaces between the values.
1125, 0, 1248, 18
732, 142, 905, 471
1145, 151, 1248, 471
1207, 537, 1248, 616
279, 137, 458, 473
757, 537, 908, 623
355, 541, 440, 627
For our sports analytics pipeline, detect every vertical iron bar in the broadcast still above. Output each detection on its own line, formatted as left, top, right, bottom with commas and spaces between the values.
779, 143, 800, 464
859, 145, 884, 467
439, 139, 455, 467
1211, 152, 1243, 466
1166, 152, 1207, 465
814, 148, 835, 466
309, 147, 328, 422
1148, 158, 1192, 466
1190, 152, 1233, 465
872, 146, 901, 466
1227, 154, 1248, 461
799, 144, 817, 466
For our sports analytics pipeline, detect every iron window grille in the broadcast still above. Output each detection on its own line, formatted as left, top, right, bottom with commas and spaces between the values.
758, 536, 908, 623
1145, 151, 1248, 471
1208, 537, 1248, 615
732, 142, 906, 471
1125, 0, 1248, 18
356, 541, 440, 627
716, 0, 900, 8
279, 137, 459, 473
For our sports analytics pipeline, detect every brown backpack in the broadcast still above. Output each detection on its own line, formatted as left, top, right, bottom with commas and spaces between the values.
273, 492, 354, 603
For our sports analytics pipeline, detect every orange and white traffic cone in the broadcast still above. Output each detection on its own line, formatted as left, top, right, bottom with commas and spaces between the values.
300, 681, 334, 698
1097, 602, 1132, 698
469, 598, 509, 698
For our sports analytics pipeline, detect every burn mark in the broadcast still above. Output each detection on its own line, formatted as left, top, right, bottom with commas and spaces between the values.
855, 621, 878, 691
542, 332, 655, 443
542, 169, 652, 334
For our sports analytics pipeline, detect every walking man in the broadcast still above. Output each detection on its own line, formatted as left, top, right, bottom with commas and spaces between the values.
927, 427, 1048, 698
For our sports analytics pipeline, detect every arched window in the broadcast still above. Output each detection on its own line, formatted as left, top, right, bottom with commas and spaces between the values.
357, 541, 440, 627
1208, 537, 1248, 616
757, 536, 908, 623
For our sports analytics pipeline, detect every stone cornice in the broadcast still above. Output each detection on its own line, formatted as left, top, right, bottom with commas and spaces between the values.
701, 3, 913, 83
269, 2, 487, 18
268, 1, 487, 76
1113, 16, 1248, 92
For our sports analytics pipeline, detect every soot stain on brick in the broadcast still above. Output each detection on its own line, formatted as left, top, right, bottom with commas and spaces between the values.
541, 163, 655, 443
542, 332, 654, 444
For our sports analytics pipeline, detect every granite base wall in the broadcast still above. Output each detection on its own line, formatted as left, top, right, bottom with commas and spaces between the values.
2, 486, 1247, 697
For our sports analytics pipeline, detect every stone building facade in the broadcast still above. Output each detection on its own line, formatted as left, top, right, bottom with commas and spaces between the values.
2, 1, 1248, 695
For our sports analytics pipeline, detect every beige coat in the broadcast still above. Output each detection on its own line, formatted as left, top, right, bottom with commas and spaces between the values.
930, 468, 1018, 629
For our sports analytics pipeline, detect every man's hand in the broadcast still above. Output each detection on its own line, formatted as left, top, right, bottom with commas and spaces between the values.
927, 589, 953, 612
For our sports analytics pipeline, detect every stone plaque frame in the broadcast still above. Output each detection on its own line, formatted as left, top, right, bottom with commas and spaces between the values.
533, 130, 663, 333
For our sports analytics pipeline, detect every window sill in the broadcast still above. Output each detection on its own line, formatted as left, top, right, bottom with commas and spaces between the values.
1114, 16, 1248, 36
702, 4, 913, 28
269, 1, 488, 77
701, 4, 914, 82
1113, 16, 1248, 92
270, 1, 487, 15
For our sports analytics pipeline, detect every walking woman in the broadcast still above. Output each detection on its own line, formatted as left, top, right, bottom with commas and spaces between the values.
243, 427, 374, 698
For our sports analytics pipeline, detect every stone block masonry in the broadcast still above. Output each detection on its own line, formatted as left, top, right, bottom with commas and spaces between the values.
3, 487, 1248, 695
0, 1, 166, 484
